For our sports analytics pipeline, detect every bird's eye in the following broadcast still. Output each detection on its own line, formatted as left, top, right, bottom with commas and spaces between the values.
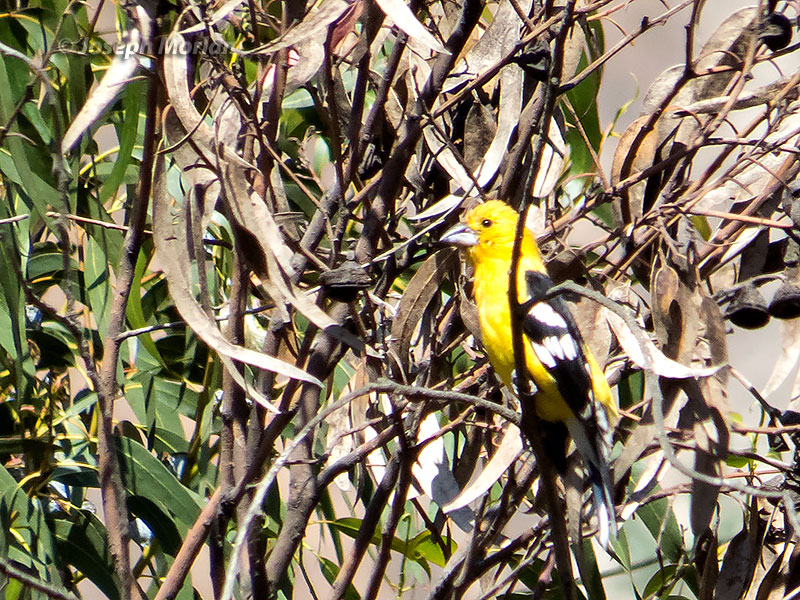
481, 218, 492, 228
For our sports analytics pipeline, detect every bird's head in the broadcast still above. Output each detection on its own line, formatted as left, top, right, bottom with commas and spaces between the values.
440, 200, 539, 265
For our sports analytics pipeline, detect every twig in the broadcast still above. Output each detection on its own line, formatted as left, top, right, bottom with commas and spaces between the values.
677, 207, 793, 229
360, 406, 420, 600
0, 214, 29, 225
559, 0, 693, 92
0, 558, 80, 600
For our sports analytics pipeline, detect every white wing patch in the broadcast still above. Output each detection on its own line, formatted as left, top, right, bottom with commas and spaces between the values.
529, 302, 568, 328
544, 336, 563, 359
538, 334, 579, 362
559, 334, 578, 359
532, 342, 557, 368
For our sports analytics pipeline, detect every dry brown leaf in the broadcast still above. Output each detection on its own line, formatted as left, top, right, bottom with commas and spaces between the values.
739, 230, 771, 281
688, 8, 760, 100
747, 543, 786, 600
247, 0, 351, 55
62, 9, 149, 153
610, 114, 660, 227
691, 436, 721, 537
468, 1, 527, 188
783, 544, 800, 599
561, 10, 590, 82
570, 296, 611, 369
663, 8, 760, 153
604, 307, 721, 379
649, 262, 729, 536
652, 265, 681, 331
415, 412, 475, 531
417, 0, 529, 194
180, 0, 245, 34
222, 165, 368, 354
151, 154, 321, 390
531, 117, 567, 199
257, 44, 325, 106
409, 194, 464, 221
696, 102, 800, 214
324, 357, 371, 491
163, 111, 221, 233
463, 101, 497, 172
715, 497, 761, 600
696, 528, 720, 600
375, 0, 447, 55
564, 457, 584, 550
390, 248, 457, 375
651, 264, 704, 362
162, 31, 252, 169
442, 422, 523, 513
641, 64, 685, 115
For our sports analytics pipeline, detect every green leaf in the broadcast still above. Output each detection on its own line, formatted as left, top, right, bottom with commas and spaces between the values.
84, 233, 113, 336
514, 558, 546, 591
4, 576, 24, 600
317, 488, 344, 563
327, 517, 452, 570
0, 212, 35, 400
610, 522, 631, 569
635, 498, 684, 563
26, 243, 80, 282
52, 511, 120, 600
618, 371, 645, 410
115, 436, 202, 536
564, 53, 602, 167
125, 375, 195, 454
173, 576, 195, 600
99, 79, 144, 203
642, 563, 678, 598
126, 495, 182, 555
575, 540, 606, 600
724, 455, 751, 469
126, 247, 169, 370
317, 556, 360, 600
406, 530, 452, 568
80, 200, 123, 271
0, 22, 60, 222
690, 215, 712, 240
0, 466, 60, 583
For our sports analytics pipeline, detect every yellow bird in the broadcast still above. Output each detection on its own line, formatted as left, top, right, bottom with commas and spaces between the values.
440, 200, 618, 545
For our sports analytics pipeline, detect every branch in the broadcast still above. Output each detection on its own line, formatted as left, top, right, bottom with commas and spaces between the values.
507, 3, 580, 598
219, 379, 511, 600
89, 47, 160, 600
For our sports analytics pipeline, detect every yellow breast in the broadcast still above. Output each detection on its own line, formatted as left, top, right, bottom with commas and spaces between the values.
470, 255, 575, 422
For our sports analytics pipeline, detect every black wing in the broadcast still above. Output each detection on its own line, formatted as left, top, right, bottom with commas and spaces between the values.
523, 272, 617, 544
522, 271, 595, 421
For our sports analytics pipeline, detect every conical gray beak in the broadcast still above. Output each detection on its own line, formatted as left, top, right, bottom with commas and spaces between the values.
440, 223, 478, 247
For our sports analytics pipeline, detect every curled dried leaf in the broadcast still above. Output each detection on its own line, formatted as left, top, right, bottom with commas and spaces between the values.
62, 26, 144, 153
764, 320, 800, 398
151, 155, 321, 389
390, 249, 457, 375
604, 306, 722, 379
610, 115, 660, 226
375, 0, 448, 55
443, 422, 523, 513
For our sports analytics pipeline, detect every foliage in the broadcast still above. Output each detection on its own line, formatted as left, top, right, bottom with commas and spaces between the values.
0, 1, 799, 599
